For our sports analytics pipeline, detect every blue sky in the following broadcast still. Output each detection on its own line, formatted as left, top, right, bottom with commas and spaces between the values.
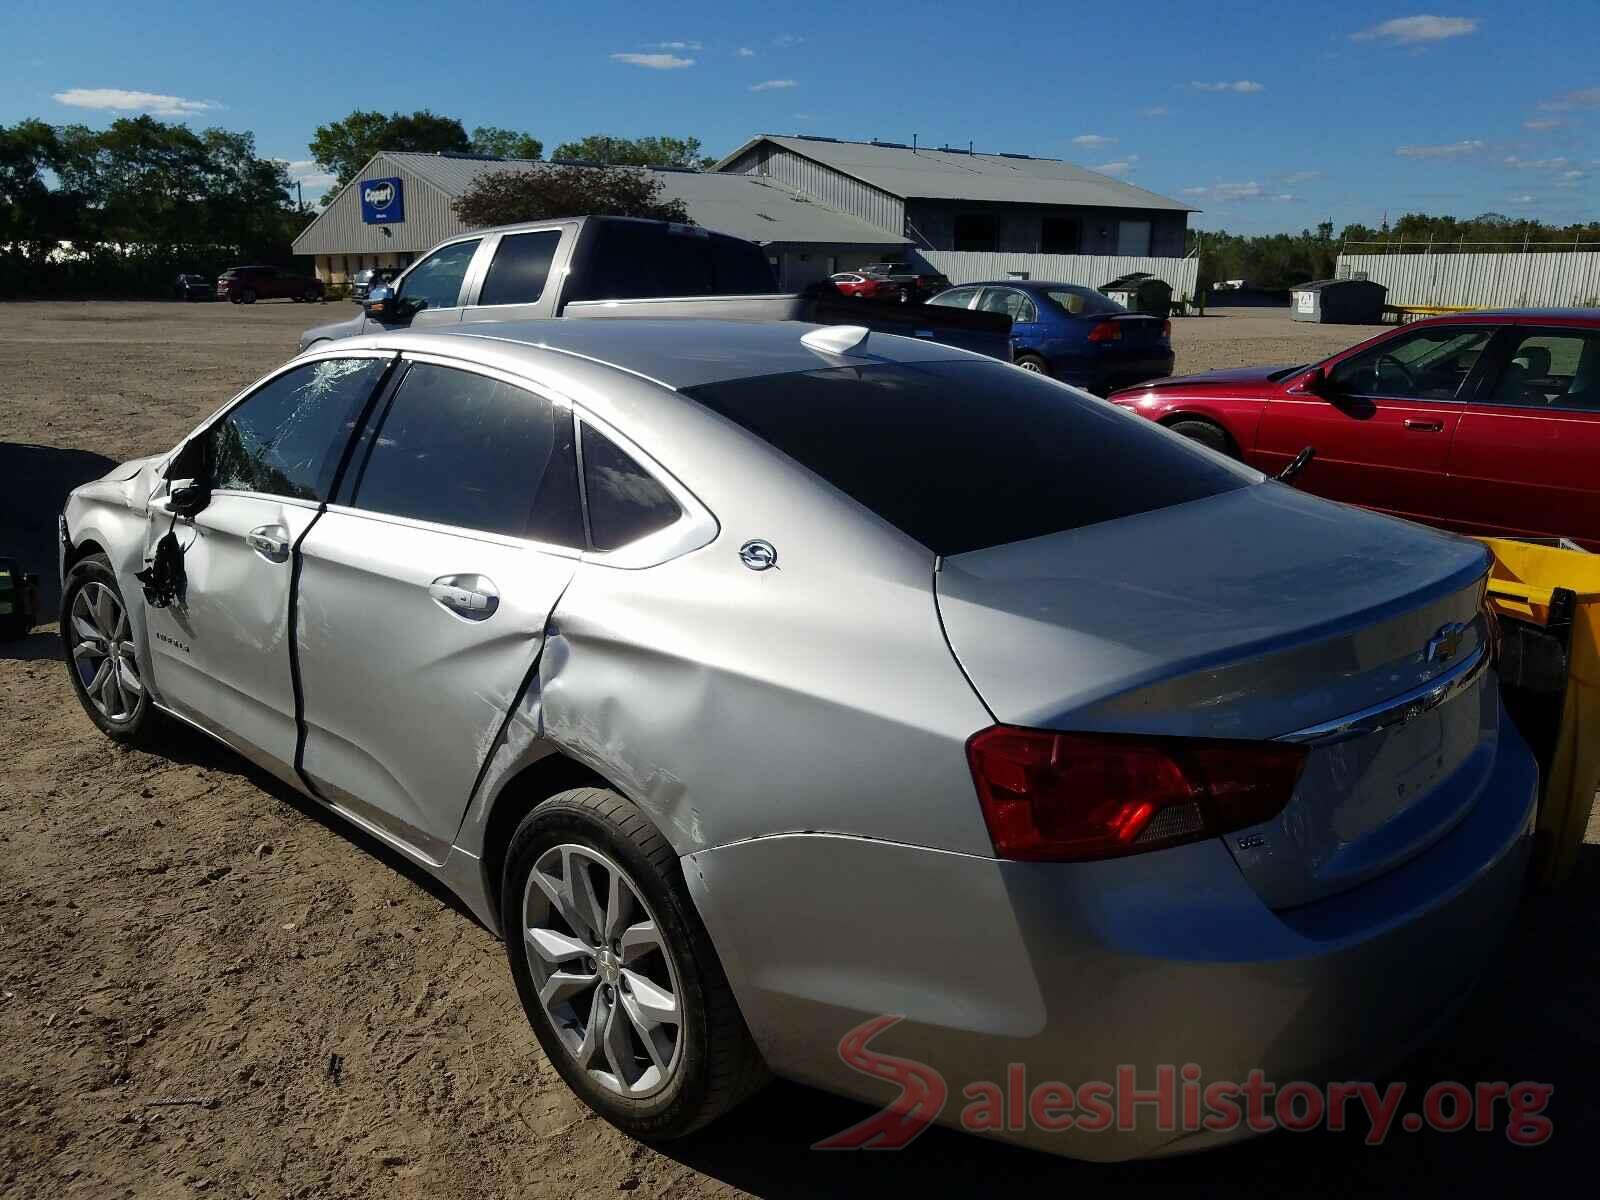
3, 1, 1596, 234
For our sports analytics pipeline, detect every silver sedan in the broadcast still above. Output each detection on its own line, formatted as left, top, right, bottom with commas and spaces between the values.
60, 319, 1535, 1160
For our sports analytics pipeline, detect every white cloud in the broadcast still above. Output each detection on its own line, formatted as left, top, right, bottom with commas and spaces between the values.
1139, 105, 1169, 117
1093, 155, 1139, 177
610, 52, 694, 69
736, 47, 755, 56
1072, 133, 1116, 148
53, 87, 220, 117
1507, 193, 1541, 205
1281, 169, 1322, 184
1556, 170, 1587, 188
1504, 155, 1571, 170
651, 40, 702, 51
793, 112, 815, 120
1351, 15, 1479, 44
278, 159, 336, 190
749, 79, 797, 91
1523, 118, 1563, 131
773, 33, 805, 47
1183, 181, 1265, 201
1395, 138, 1485, 158
1190, 80, 1265, 93
1539, 87, 1600, 112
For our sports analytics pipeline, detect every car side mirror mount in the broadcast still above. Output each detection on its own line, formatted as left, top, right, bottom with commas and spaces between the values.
168, 479, 211, 517
1297, 366, 1331, 397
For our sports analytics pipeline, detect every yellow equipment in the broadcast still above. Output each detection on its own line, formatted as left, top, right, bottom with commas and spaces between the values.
1476, 538, 1600, 887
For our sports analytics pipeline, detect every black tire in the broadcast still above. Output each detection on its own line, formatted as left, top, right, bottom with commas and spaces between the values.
228, 293, 242, 305
60, 553, 159, 746
304, 286, 321, 303
1167, 418, 1236, 457
501, 787, 767, 1141
1015, 354, 1050, 376
241, 288, 256, 304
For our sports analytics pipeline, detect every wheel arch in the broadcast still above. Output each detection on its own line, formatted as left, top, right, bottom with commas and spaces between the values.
1159, 411, 1242, 458
477, 750, 615, 916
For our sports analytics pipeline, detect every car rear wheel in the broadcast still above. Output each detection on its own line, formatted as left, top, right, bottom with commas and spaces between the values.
1167, 418, 1237, 458
1015, 354, 1049, 375
61, 554, 158, 745
501, 787, 766, 1141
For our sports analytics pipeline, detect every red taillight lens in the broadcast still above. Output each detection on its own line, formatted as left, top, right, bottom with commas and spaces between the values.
966, 726, 1307, 861
1161, 319, 1172, 339
1086, 320, 1122, 343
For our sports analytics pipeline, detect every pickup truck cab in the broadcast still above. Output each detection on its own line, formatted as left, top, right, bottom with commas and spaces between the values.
299, 216, 1009, 359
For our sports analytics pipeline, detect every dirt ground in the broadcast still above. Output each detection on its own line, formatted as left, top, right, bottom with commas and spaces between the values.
1, 301, 1596, 1198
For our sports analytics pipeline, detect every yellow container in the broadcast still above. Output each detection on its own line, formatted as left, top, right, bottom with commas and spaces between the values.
1476, 537, 1600, 886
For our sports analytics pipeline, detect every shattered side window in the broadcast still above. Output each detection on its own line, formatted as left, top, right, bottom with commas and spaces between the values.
204, 357, 386, 500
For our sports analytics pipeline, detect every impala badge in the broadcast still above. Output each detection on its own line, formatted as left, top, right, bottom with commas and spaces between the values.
739, 540, 778, 571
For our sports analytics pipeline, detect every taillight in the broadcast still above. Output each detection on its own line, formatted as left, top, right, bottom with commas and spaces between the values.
966, 726, 1307, 861
1086, 320, 1121, 343
1161, 319, 1172, 339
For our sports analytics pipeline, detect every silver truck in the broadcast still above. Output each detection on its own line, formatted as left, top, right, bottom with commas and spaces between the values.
298, 216, 1010, 359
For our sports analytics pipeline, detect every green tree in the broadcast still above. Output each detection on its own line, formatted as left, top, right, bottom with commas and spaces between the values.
470, 125, 543, 161
452, 163, 690, 227
550, 133, 714, 169
309, 110, 471, 195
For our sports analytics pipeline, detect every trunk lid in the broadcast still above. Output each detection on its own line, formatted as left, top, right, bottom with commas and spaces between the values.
935, 483, 1495, 907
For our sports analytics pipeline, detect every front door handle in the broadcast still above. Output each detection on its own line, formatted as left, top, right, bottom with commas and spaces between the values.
428, 574, 499, 621
1403, 419, 1444, 432
246, 524, 290, 562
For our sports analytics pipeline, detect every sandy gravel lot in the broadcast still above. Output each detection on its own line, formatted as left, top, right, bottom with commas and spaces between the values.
1, 301, 1594, 1198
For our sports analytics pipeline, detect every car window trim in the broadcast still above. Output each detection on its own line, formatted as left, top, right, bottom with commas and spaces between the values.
1468, 323, 1600, 412
328, 350, 586, 550
571, 409, 719, 570
161, 349, 400, 490
396, 235, 487, 312
1327, 323, 1503, 405
463, 225, 573, 311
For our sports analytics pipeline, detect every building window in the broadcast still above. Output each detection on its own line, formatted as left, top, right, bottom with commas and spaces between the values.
953, 213, 999, 252
1116, 220, 1152, 257
1041, 217, 1080, 255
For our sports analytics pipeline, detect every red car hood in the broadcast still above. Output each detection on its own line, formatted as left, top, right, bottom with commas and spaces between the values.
1116, 363, 1300, 395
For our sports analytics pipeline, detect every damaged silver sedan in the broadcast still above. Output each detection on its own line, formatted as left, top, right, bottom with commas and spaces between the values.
60, 320, 1536, 1160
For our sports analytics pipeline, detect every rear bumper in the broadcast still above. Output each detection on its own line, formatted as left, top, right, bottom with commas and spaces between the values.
686, 702, 1536, 1161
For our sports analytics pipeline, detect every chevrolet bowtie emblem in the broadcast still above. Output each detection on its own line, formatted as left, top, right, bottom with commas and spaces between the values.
1425, 622, 1469, 664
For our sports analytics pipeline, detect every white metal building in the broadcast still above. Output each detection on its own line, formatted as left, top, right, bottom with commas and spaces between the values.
292, 151, 911, 290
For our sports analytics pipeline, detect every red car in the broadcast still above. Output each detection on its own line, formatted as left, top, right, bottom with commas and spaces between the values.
829, 271, 904, 301
217, 264, 324, 304
1109, 308, 1600, 550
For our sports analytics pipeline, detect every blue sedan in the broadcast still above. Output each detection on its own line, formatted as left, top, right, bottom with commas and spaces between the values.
928, 281, 1175, 395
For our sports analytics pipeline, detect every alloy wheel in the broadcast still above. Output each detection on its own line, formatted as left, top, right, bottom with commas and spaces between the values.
69, 582, 142, 722
1017, 359, 1044, 373
522, 844, 683, 1098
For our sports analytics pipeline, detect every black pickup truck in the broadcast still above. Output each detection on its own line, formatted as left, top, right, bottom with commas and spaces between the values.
298, 217, 1009, 359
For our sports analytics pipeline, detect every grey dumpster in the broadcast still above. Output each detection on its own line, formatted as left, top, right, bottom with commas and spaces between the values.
1290, 278, 1387, 324
1099, 273, 1173, 320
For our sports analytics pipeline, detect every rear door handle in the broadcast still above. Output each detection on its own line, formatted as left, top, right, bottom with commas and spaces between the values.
1403, 419, 1444, 432
246, 524, 290, 562
428, 574, 499, 621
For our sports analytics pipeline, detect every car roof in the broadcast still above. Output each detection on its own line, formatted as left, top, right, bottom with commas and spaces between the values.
319, 318, 986, 391
1462, 307, 1600, 323
960, 280, 1096, 291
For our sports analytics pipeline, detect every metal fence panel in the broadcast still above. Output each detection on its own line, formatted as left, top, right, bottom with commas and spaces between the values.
1337, 252, 1600, 309
918, 251, 1199, 298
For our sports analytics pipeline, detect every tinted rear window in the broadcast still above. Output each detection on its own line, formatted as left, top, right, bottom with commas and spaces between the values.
684, 361, 1247, 556
478, 229, 561, 306
567, 223, 778, 301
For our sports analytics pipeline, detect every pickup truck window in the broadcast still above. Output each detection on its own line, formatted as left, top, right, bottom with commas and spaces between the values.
478, 230, 562, 307
566, 224, 777, 302
398, 239, 480, 312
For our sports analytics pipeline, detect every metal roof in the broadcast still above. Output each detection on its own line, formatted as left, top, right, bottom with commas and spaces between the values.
714, 136, 1195, 212
378, 152, 907, 246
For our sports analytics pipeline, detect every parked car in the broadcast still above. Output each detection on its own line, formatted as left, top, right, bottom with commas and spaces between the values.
857, 260, 952, 302
349, 266, 398, 301
172, 273, 212, 301
828, 271, 902, 301
217, 265, 324, 305
1109, 308, 1600, 550
61, 318, 1533, 1162
297, 217, 1010, 361
930, 281, 1175, 394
